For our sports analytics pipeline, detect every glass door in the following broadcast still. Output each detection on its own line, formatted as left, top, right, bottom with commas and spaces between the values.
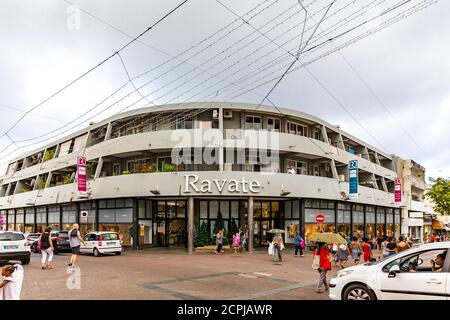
157, 201, 168, 246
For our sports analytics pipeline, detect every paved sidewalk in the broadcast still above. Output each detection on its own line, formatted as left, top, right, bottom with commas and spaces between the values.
13, 247, 379, 300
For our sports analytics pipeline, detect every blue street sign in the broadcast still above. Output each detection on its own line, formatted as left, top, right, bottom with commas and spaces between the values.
349, 160, 358, 199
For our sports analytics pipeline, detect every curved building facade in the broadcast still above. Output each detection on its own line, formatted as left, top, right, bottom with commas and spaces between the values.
0, 102, 402, 250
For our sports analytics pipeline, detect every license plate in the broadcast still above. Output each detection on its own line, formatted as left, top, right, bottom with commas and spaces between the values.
107, 242, 115, 246
4, 245, 19, 249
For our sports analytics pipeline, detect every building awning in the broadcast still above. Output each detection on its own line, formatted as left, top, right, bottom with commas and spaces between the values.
432, 219, 450, 231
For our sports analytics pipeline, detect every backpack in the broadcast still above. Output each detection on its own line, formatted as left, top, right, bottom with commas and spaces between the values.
70, 229, 78, 237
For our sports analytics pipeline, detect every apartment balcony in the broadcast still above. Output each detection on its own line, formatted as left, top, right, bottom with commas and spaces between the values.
411, 176, 426, 191
410, 200, 426, 212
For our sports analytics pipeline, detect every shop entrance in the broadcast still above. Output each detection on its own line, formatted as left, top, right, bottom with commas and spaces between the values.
156, 200, 187, 247
249, 200, 282, 247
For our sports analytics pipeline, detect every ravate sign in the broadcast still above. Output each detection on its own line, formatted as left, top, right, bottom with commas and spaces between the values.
184, 174, 261, 194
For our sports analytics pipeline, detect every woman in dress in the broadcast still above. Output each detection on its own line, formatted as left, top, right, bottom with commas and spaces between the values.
337, 242, 350, 269
350, 236, 361, 265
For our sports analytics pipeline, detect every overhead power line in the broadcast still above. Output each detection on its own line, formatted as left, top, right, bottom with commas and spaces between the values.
0, 0, 189, 139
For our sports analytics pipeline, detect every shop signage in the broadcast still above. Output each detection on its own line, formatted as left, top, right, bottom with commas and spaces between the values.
316, 214, 325, 223
80, 210, 88, 223
394, 178, 402, 203
349, 160, 358, 199
184, 174, 261, 194
77, 156, 87, 197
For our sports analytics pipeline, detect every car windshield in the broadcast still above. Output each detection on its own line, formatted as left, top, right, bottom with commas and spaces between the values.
365, 254, 395, 266
58, 232, 69, 238
0, 232, 25, 241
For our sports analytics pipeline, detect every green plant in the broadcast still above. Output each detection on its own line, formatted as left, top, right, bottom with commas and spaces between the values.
146, 164, 157, 173
37, 181, 46, 190
62, 174, 72, 184
21, 187, 31, 193
122, 170, 131, 175
43, 149, 55, 162
213, 211, 225, 235
163, 163, 175, 172
194, 222, 210, 247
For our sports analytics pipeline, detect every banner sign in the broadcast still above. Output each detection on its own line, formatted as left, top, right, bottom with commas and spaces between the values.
0, 215, 4, 225
77, 156, 87, 197
394, 178, 402, 203
349, 160, 358, 199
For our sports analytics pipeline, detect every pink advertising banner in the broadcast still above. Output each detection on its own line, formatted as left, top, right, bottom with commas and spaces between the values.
394, 178, 402, 203
77, 156, 87, 197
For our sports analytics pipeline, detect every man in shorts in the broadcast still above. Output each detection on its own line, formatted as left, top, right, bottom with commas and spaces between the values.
68, 224, 85, 267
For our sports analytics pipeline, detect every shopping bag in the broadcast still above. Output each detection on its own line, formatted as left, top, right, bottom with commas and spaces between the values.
268, 242, 274, 256
300, 240, 305, 249
312, 255, 320, 270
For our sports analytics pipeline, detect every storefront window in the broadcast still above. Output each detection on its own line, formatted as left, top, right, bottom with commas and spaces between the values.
284, 200, 300, 244
366, 210, 376, 238
305, 207, 335, 242
24, 208, 35, 233
15, 209, 24, 232
386, 209, 394, 238
98, 198, 134, 246
79, 202, 96, 235
351, 205, 364, 239
7, 210, 14, 231
394, 209, 401, 239
337, 203, 351, 238
48, 205, 61, 231
0, 210, 6, 231
139, 200, 152, 245
62, 204, 77, 231
36, 207, 47, 233
376, 207, 385, 238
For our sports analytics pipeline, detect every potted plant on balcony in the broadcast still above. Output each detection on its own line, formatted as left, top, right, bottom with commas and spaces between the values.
43, 149, 55, 162
163, 163, 175, 172
62, 174, 73, 184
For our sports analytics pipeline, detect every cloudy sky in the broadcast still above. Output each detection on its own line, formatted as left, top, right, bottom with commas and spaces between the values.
0, 0, 448, 179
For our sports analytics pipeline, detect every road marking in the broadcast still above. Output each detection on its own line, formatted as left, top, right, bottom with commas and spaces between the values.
253, 272, 271, 277
238, 273, 258, 279
229, 280, 318, 300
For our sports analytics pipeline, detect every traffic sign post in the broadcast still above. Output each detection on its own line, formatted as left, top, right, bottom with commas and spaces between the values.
80, 210, 88, 223
316, 214, 325, 232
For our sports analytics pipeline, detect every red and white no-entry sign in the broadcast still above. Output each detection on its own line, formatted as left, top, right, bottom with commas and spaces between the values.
316, 214, 325, 223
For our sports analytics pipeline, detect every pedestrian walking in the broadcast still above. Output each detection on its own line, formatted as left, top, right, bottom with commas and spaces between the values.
0, 264, 24, 300
239, 228, 247, 253
38, 227, 54, 270
313, 242, 331, 293
68, 224, 85, 268
331, 242, 339, 265
349, 236, 361, 265
232, 231, 240, 254
293, 231, 304, 257
337, 242, 350, 269
362, 237, 372, 263
397, 236, 410, 252
371, 237, 378, 250
272, 232, 284, 264
379, 236, 389, 259
215, 228, 224, 254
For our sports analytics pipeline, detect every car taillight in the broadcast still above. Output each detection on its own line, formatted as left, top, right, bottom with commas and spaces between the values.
98, 234, 103, 246
26, 237, 32, 241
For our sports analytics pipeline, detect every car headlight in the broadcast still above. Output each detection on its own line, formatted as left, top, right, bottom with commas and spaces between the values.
336, 269, 354, 278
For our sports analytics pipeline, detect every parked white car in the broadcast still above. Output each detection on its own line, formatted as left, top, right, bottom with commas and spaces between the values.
329, 242, 450, 300
80, 232, 122, 257
0, 231, 31, 265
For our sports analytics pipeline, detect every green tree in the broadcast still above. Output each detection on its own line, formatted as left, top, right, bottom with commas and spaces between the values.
194, 221, 210, 247
212, 211, 227, 245
425, 177, 450, 215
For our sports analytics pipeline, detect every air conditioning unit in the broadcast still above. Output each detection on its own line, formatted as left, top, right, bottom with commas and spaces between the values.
223, 110, 233, 118
212, 109, 219, 119
323, 163, 330, 171
338, 175, 346, 182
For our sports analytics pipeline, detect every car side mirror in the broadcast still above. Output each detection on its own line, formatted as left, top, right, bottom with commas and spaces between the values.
388, 265, 400, 278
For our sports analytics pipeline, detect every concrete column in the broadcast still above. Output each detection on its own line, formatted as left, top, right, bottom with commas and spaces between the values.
94, 157, 104, 179
218, 107, 224, 172
247, 196, 254, 253
187, 196, 194, 253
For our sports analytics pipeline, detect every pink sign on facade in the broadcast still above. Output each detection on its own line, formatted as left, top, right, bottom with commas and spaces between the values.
77, 156, 87, 197
394, 178, 402, 203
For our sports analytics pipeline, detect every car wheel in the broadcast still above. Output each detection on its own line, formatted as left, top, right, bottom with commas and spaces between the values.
343, 284, 376, 300
93, 248, 101, 257
115, 251, 122, 256
21, 257, 31, 265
